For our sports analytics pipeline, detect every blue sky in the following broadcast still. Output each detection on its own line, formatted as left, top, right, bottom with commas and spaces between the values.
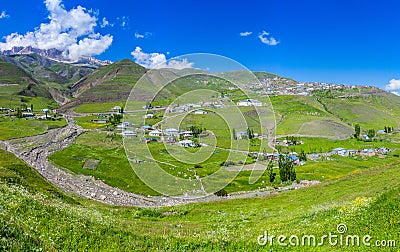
1, 0, 400, 90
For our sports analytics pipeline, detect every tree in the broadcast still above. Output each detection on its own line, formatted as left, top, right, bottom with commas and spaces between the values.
187, 125, 204, 138
214, 189, 228, 197
247, 128, 254, 139
368, 129, 376, 139
354, 124, 361, 139
232, 128, 237, 140
109, 114, 123, 126
266, 161, 276, 183
299, 149, 307, 162
30, 104, 33, 112
16, 108, 22, 118
278, 155, 296, 183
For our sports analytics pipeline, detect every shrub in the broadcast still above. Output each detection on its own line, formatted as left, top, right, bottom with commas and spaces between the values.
214, 189, 228, 197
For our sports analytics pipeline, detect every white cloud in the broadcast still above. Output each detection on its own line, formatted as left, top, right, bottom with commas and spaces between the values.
131, 46, 194, 70
258, 30, 279, 46
100, 17, 113, 28
385, 79, 400, 91
391, 91, 400, 96
134, 32, 144, 39
0, 0, 113, 60
134, 32, 152, 39
0, 11, 9, 19
117, 16, 129, 29
239, 31, 252, 37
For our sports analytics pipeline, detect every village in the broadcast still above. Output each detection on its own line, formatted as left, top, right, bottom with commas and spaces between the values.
103, 102, 395, 169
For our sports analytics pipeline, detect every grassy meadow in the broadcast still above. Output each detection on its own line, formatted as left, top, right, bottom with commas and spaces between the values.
1, 148, 400, 251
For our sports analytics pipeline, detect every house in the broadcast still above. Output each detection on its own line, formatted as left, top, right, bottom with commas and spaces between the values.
377, 147, 391, 155
121, 122, 132, 127
236, 99, 262, 107
165, 128, 179, 136
361, 134, 370, 141
37, 114, 52, 120
331, 148, 347, 156
141, 125, 153, 131
92, 119, 108, 124
377, 130, 386, 134
180, 131, 193, 138
287, 155, 300, 165
22, 112, 34, 118
307, 153, 321, 160
149, 130, 162, 137
111, 106, 122, 112
144, 113, 154, 119
116, 124, 125, 131
179, 140, 196, 148
236, 131, 248, 140
193, 110, 208, 115
347, 150, 357, 156
161, 135, 175, 143
122, 130, 137, 138
42, 109, 49, 113
361, 149, 375, 157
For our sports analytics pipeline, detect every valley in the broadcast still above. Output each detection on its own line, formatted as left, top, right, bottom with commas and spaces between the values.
0, 49, 399, 251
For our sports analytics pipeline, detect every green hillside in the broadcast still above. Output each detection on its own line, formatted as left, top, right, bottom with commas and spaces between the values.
1, 148, 399, 251
0, 54, 94, 86
0, 60, 55, 108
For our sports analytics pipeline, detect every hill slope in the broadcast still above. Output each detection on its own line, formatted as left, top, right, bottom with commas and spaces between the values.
0, 54, 94, 86
0, 60, 51, 99
0, 148, 399, 251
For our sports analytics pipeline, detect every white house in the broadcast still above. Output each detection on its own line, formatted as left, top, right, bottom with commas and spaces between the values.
116, 124, 125, 131
181, 130, 193, 138
236, 131, 247, 140
149, 130, 162, 137
194, 110, 208, 115
144, 113, 154, 119
236, 99, 262, 107
122, 130, 137, 138
37, 114, 52, 120
165, 128, 179, 136
111, 106, 122, 112
179, 140, 196, 148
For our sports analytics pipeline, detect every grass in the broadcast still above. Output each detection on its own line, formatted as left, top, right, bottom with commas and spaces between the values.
0, 116, 67, 140
285, 137, 400, 154
73, 102, 125, 113
48, 130, 400, 198
1, 148, 400, 251
320, 97, 400, 129
0, 96, 58, 111
74, 115, 108, 129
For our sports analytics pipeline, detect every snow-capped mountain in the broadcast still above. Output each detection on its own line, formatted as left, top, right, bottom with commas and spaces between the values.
1, 46, 112, 67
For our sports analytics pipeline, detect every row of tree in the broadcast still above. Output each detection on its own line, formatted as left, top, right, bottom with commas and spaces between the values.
354, 124, 395, 140
187, 125, 206, 138
266, 155, 297, 183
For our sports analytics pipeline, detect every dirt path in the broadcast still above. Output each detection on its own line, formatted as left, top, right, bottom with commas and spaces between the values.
0, 114, 313, 207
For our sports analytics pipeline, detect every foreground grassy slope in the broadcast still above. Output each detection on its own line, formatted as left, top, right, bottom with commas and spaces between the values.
1, 149, 400, 251
0, 117, 67, 140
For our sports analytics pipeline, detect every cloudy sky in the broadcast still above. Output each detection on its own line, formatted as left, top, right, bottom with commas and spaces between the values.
1, 0, 400, 91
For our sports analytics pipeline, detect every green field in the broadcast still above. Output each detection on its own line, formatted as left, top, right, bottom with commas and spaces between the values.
0, 116, 67, 140
284, 137, 400, 154
48, 130, 400, 196
1, 148, 400, 251
73, 102, 125, 113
